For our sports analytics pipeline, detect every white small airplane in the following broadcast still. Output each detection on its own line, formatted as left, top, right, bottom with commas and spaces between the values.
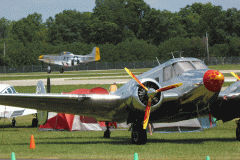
0, 84, 37, 127
38, 47, 100, 73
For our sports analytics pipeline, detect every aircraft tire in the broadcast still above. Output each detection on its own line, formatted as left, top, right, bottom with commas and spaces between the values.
104, 130, 111, 138
131, 122, 147, 145
60, 68, 64, 73
32, 118, 38, 127
236, 123, 240, 141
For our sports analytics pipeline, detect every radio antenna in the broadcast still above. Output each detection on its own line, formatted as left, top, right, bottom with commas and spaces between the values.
156, 57, 160, 65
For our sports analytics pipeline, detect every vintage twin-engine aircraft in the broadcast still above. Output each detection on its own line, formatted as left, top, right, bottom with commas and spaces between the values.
38, 47, 100, 73
0, 57, 239, 145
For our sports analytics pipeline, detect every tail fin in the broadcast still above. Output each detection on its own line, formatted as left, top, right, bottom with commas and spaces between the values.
36, 81, 46, 94
36, 79, 48, 125
90, 47, 100, 61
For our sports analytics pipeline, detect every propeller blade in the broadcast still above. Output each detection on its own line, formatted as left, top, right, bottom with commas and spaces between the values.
230, 72, 240, 81
143, 98, 151, 129
156, 83, 183, 93
124, 67, 149, 91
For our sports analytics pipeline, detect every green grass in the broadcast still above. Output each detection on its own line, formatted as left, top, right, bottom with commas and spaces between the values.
0, 115, 239, 159
208, 64, 240, 70
0, 69, 149, 81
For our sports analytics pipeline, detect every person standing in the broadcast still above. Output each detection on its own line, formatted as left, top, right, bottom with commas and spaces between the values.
148, 123, 153, 135
108, 82, 118, 128
109, 82, 117, 94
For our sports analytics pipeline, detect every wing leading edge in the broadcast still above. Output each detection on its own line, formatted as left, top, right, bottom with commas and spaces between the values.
0, 93, 128, 122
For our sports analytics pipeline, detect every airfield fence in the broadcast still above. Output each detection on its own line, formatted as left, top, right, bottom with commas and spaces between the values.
0, 57, 239, 73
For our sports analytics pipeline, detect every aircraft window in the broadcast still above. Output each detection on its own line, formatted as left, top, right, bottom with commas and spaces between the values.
192, 61, 208, 69
10, 86, 16, 93
163, 65, 172, 81
173, 62, 195, 76
60, 52, 72, 55
7, 88, 12, 93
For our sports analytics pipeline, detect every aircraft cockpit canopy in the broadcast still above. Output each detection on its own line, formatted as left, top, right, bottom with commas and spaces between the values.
59, 51, 74, 56
163, 60, 208, 81
0, 85, 17, 94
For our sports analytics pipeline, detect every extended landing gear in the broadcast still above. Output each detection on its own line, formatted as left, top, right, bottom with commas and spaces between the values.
47, 64, 51, 73
103, 121, 111, 138
131, 119, 147, 145
12, 118, 16, 127
59, 67, 64, 73
32, 118, 38, 127
236, 120, 240, 141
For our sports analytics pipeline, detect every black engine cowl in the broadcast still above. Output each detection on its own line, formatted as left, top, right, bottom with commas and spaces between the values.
132, 78, 163, 112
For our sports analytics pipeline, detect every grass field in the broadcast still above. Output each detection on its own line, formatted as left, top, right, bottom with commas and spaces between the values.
0, 66, 240, 159
0, 115, 239, 159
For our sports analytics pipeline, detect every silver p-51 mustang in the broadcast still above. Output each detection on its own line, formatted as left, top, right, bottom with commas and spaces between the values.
0, 56, 239, 145
38, 47, 100, 73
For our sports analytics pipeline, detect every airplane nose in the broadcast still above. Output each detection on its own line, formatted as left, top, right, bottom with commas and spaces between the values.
203, 70, 224, 92
38, 55, 43, 59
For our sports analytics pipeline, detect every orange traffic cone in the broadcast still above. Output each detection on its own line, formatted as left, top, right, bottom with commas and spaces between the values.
29, 135, 36, 149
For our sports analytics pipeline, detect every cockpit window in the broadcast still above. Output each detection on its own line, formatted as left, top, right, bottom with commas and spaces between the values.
60, 52, 73, 55
7, 88, 12, 93
10, 86, 16, 93
163, 65, 175, 81
173, 61, 195, 76
192, 61, 208, 69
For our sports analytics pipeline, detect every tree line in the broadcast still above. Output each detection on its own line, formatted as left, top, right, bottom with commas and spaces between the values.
0, 0, 240, 67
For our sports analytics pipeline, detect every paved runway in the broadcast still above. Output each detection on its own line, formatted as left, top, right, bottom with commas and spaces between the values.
0, 70, 239, 92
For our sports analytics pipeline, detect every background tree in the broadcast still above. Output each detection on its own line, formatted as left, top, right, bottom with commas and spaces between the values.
0, 17, 11, 40
10, 13, 44, 45
46, 10, 91, 45
139, 9, 186, 46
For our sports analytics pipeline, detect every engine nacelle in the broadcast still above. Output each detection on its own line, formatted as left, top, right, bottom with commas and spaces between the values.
132, 78, 163, 112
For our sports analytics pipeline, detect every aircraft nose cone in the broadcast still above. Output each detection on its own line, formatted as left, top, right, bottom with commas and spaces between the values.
203, 70, 224, 92
38, 55, 43, 59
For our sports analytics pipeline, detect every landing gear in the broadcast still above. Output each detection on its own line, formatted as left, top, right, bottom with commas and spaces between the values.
12, 118, 16, 127
103, 121, 111, 138
32, 118, 38, 127
59, 67, 64, 73
131, 119, 147, 145
236, 120, 240, 141
47, 65, 51, 73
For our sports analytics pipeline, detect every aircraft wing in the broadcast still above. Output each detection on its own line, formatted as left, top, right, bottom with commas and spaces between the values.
0, 93, 126, 122
0, 107, 37, 118
38, 56, 64, 65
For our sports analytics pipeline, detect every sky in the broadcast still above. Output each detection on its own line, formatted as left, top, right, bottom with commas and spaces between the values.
1, 0, 240, 23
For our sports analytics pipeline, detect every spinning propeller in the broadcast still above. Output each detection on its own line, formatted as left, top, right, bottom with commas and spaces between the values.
124, 67, 183, 129
230, 72, 240, 81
